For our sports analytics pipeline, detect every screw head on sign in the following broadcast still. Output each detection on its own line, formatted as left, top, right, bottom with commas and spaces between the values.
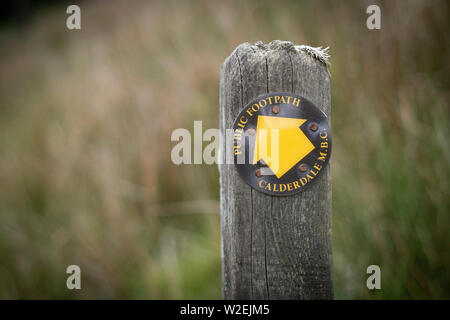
272, 105, 280, 114
299, 164, 308, 172
255, 169, 262, 178
310, 123, 318, 131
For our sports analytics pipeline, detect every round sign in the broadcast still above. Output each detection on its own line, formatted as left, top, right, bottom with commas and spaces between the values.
233, 92, 331, 196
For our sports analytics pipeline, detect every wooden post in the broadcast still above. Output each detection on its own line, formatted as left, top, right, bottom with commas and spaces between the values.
219, 41, 333, 299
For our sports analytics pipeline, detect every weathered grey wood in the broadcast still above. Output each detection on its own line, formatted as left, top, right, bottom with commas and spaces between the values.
219, 41, 333, 299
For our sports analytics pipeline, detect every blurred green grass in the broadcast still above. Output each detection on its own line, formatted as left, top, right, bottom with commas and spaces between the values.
0, 0, 448, 299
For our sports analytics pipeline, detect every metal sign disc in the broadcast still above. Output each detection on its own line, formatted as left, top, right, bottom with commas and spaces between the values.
232, 92, 331, 196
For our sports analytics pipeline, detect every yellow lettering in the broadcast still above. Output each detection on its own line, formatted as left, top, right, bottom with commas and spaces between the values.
258, 179, 267, 188
300, 177, 307, 186
274, 96, 280, 104
318, 152, 327, 162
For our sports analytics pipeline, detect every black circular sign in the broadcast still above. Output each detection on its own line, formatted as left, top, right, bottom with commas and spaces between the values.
233, 92, 331, 196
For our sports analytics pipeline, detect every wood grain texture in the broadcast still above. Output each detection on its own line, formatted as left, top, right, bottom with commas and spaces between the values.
219, 41, 333, 299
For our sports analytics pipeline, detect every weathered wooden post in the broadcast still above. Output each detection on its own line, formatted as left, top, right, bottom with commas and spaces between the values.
219, 41, 333, 299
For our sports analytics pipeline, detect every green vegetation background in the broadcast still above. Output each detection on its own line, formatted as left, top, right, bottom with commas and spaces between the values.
0, 0, 448, 299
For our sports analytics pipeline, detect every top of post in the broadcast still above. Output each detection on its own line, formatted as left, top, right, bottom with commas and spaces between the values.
229, 40, 331, 72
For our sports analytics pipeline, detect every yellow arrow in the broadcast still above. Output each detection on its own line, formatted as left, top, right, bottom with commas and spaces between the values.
252, 115, 315, 178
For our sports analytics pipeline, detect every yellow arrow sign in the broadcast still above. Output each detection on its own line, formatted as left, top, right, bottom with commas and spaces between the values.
252, 115, 315, 178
